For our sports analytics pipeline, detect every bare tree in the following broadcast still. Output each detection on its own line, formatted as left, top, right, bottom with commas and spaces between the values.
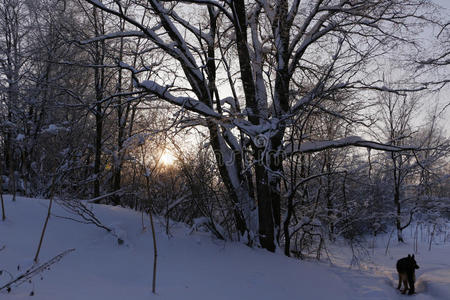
1, 161, 5, 220
415, 18, 450, 87
0, 0, 30, 199
375, 87, 421, 242
79, 0, 436, 252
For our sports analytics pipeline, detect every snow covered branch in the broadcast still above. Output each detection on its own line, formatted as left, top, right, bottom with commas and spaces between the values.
284, 136, 420, 156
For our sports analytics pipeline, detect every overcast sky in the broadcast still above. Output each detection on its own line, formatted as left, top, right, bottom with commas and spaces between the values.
426, 0, 450, 134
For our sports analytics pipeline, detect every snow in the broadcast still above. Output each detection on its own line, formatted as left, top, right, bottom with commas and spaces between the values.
284, 136, 419, 155
1, 195, 449, 299
80, 31, 145, 45
220, 96, 237, 111
41, 124, 67, 134
138, 80, 219, 118
85, 0, 108, 10
326, 231, 450, 299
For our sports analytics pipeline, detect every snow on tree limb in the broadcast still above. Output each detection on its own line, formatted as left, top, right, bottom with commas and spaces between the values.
284, 136, 420, 155
161, 0, 234, 21
79, 31, 146, 44
137, 80, 220, 118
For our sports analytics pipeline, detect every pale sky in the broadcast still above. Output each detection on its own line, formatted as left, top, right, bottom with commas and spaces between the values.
424, 0, 450, 134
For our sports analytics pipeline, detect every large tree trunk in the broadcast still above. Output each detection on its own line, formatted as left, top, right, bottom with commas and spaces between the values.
283, 193, 294, 256
93, 6, 105, 198
231, 0, 280, 251
208, 122, 250, 237
205, 7, 254, 241
392, 154, 404, 243
255, 164, 276, 252
394, 182, 404, 242
112, 35, 125, 206
94, 105, 102, 198
1, 160, 5, 221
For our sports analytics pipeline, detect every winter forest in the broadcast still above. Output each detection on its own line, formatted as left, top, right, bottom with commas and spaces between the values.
1, 0, 450, 299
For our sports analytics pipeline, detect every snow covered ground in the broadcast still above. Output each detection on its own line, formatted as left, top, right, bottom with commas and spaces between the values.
1, 195, 449, 300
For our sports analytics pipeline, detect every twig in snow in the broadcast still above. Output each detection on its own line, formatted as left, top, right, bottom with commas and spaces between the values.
0, 248, 75, 292
56, 199, 112, 233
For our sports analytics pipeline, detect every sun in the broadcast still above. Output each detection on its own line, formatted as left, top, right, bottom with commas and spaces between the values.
160, 151, 176, 166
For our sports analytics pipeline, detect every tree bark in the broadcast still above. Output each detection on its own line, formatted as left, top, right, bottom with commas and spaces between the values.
93, 6, 105, 198
112, 34, 125, 206
0, 161, 5, 221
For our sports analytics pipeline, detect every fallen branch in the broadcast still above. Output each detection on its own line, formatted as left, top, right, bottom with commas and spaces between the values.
0, 248, 75, 292
56, 199, 112, 233
87, 190, 124, 204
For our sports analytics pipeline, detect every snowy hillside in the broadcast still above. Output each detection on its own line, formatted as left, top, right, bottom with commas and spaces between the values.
1, 196, 449, 300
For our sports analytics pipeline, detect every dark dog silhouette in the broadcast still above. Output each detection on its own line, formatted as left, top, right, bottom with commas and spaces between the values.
396, 254, 419, 295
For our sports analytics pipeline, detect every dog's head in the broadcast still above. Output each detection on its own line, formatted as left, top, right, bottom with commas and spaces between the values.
408, 254, 419, 269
